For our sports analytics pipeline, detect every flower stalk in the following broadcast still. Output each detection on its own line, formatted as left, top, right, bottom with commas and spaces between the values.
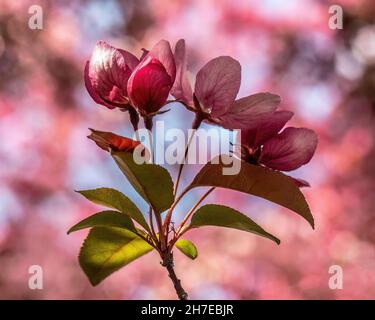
161, 253, 188, 300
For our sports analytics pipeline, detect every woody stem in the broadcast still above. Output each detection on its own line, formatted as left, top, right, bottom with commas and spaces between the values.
161, 252, 188, 300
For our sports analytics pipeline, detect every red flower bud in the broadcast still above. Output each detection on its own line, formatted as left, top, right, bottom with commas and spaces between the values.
127, 40, 176, 116
127, 56, 172, 116
87, 129, 141, 153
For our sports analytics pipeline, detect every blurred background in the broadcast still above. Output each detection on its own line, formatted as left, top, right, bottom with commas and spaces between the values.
0, 0, 374, 299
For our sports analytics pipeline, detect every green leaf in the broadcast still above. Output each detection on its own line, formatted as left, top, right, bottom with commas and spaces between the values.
188, 155, 314, 228
67, 210, 136, 234
189, 204, 280, 244
112, 151, 174, 214
76, 188, 149, 231
79, 227, 154, 286
175, 239, 198, 260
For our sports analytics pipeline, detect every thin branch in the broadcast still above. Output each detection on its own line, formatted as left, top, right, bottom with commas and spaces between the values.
163, 114, 203, 241
174, 114, 203, 195
148, 206, 159, 245
162, 252, 188, 300
170, 187, 215, 250
179, 187, 215, 231
163, 185, 191, 233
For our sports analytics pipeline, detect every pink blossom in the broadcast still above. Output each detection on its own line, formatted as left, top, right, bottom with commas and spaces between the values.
84, 41, 139, 110
259, 127, 318, 171
240, 113, 318, 187
170, 45, 280, 129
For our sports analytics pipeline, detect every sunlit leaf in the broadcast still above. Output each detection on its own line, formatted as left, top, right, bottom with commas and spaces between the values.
79, 227, 154, 286
112, 151, 174, 214
188, 155, 314, 228
175, 239, 198, 259
67, 210, 136, 234
76, 188, 149, 231
188, 204, 280, 244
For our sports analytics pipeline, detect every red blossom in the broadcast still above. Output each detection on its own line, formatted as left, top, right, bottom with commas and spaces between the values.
127, 56, 172, 116
127, 40, 176, 117
240, 116, 318, 187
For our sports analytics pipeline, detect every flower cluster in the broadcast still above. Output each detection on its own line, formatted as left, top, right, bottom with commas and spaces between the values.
75, 39, 319, 299
85, 38, 317, 183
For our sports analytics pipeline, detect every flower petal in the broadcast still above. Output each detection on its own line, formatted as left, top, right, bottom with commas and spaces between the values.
149, 40, 176, 84
84, 61, 116, 109
86, 41, 139, 107
127, 56, 172, 115
241, 111, 293, 149
170, 39, 193, 106
260, 127, 318, 171
221, 92, 281, 129
194, 56, 241, 117
88, 129, 141, 153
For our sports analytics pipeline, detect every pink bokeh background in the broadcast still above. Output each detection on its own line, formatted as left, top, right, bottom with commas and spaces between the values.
0, 0, 374, 299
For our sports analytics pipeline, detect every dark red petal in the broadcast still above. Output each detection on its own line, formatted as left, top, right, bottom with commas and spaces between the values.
260, 127, 318, 171
241, 111, 293, 149
127, 56, 172, 115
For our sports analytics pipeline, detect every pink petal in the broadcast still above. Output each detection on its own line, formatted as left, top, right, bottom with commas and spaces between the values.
170, 39, 193, 106
127, 56, 172, 115
117, 48, 140, 70
149, 40, 176, 84
221, 92, 281, 129
86, 41, 139, 107
241, 111, 293, 149
84, 61, 115, 109
260, 127, 318, 171
194, 56, 241, 117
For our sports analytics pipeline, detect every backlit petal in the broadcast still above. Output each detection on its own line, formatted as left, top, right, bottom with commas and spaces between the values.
221, 92, 281, 129
195, 56, 241, 117
260, 127, 318, 171
150, 40, 176, 84
170, 39, 193, 106
241, 111, 293, 149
